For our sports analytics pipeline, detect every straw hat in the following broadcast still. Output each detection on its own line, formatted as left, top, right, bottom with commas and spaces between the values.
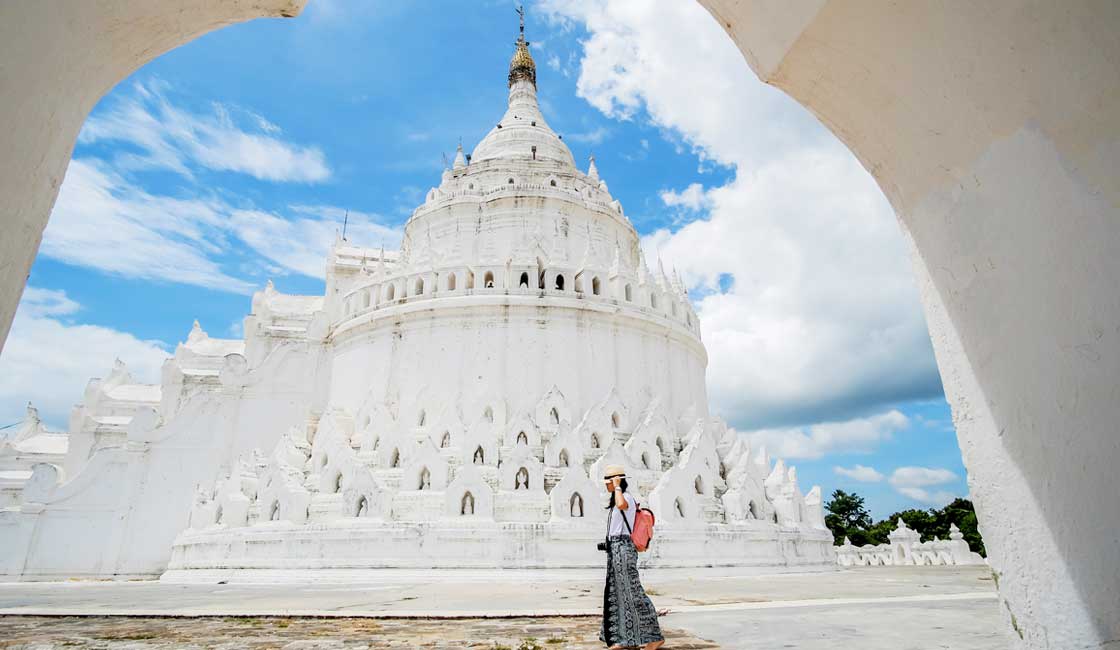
603, 464, 627, 479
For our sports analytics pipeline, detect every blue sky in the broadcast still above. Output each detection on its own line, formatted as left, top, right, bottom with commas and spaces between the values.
0, 0, 967, 519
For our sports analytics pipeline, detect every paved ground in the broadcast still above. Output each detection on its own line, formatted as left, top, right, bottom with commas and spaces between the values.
0, 616, 717, 649
0, 567, 1008, 649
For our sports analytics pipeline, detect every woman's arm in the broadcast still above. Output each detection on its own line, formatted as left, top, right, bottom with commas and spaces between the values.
612, 479, 628, 510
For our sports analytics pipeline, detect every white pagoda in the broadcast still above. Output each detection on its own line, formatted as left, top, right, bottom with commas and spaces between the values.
0, 25, 832, 580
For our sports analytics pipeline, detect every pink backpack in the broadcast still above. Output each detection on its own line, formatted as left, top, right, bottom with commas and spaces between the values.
612, 499, 656, 552
630, 504, 656, 552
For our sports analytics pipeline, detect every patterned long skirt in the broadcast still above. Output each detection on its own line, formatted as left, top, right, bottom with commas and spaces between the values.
600, 535, 663, 648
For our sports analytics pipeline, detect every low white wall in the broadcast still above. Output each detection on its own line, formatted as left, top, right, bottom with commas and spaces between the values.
163, 519, 834, 577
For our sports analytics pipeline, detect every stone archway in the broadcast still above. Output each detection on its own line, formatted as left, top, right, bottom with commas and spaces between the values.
0, 2, 1115, 647
0, 0, 307, 355
696, 3, 1119, 647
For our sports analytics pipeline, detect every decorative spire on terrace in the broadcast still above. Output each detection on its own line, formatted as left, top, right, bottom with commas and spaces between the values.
452, 141, 466, 170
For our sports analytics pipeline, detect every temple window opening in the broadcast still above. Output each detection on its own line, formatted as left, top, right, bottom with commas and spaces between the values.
570, 493, 584, 518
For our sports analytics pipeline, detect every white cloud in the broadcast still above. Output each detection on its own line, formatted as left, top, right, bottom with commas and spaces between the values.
895, 487, 958, 507
17, 287, 80, 319
0, 289, 168, 430
44, 80, 372, 291
543, 0, 943, 429
660, 183, 708, 211
744, 410, 909, 460
889, 466, 959, 506
44, 160, 256, 293
542, 0, 829, 170
889, 466, 958, 488
79, 79, 330, 183
231, 205, 402, 278
567, 126, 610, 145
834, 464, 885, 483
251, 113, 282, 135
42, 159, 403, 291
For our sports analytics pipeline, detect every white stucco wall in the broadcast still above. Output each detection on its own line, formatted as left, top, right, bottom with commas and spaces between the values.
329, 298, 707, 428
698, 1, 1120, 647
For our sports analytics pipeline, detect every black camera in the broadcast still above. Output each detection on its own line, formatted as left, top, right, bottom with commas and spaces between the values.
596, 541, 608, 552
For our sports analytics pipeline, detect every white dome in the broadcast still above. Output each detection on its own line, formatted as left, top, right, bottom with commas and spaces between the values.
470, 80, 575, 168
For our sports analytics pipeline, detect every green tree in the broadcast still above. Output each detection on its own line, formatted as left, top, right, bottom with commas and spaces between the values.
864, 516, 897, 546
824, 489, 872, 544
864, 509, 935, 545
932, 498, 986, 556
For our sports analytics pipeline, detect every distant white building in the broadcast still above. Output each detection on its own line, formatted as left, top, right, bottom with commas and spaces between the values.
0, 26, 832, 580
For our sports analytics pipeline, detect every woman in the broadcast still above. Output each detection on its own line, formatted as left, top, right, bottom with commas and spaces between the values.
599, 464, 664, 650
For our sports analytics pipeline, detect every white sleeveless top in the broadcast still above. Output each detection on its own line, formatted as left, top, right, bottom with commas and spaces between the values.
607, 493, 638, 537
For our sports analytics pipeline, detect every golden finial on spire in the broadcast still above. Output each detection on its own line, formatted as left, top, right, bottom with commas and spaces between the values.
509, 4, 536, 88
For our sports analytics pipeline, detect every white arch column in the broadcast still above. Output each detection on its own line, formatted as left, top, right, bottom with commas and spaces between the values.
698, 1, 1118, 647
0, 0, 306, 354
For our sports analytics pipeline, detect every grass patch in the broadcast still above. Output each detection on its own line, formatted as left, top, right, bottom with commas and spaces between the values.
95, 631, 161, 641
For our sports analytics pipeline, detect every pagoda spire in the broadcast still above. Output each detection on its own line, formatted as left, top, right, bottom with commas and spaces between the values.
587, 154, 600, 180
509, 5, 536, 88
